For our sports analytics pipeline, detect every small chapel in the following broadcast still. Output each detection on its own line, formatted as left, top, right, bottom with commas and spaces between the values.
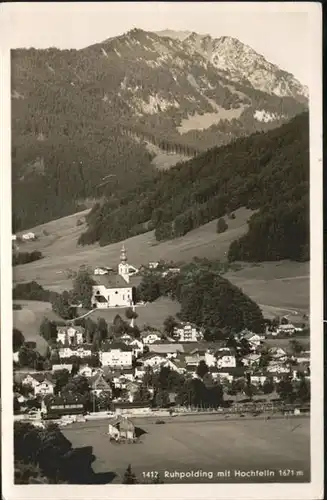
91, 245, 136, 309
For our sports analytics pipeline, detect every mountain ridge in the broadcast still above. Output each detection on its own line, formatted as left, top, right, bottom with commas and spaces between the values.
12, 28, 308, 230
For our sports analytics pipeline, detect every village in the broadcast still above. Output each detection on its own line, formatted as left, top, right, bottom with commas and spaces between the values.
13, 245, 311, 439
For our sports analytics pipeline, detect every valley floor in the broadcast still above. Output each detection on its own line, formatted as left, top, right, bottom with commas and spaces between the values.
62, 415, 310, 484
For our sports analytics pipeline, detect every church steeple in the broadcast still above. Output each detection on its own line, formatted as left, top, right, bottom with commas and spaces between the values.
120, 244, 127, 263
118, 244, 129, 283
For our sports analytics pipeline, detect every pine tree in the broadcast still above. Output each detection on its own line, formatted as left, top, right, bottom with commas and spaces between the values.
122, 464, 138, 484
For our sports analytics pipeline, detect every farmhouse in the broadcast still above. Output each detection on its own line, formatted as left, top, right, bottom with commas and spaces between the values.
21, 232, 36, 241
57, 325, 85, 345
140, 332, 161, 344
107, 415, 135, 440
99, 342, 133, 368
276, 323, 297, 335
91, 246, 137, 309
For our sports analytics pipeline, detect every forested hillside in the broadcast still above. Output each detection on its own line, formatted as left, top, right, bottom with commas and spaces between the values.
79, 112, 309, 262
11, 29, 307, 230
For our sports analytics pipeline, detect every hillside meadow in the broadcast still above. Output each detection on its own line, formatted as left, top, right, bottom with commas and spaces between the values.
13, 206, 309, 318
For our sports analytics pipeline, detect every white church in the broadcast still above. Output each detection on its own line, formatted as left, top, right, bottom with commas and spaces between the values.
91, 245, 137, 309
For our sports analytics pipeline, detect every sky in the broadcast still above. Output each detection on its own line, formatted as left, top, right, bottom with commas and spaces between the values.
1, 2, 318, 85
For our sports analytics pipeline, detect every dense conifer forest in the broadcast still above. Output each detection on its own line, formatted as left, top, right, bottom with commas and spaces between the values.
79, 113, 309, 262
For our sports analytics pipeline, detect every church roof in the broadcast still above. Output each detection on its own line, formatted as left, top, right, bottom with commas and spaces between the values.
94, 274, 131, 289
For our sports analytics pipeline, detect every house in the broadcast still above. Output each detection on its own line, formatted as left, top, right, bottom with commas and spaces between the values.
296, 351, 310, 363
88, 373, 112, 397
94, 267, 113, 275
91, 246, 136, 309
241, 353, 261, 367
215, 349, 237, 369
240, 330, 263, 348
173, 322, 203, 342
250, 373, 268, 385
129, 339, 144, 357
12, 234, 17, 241
100, 342, 133, 368
148, 261, 159, 269
185, 354, 203, 367
162, 268, 181, 277
57, 326, 85, 346
120, 334, 133, 343
110, 369, 135, 389
266, 362, 291, 374
58, 344, 92, 359
204, 350, 216, 368
163, 358, 186, 374
140, 353, 167, 370
134, 365, 146, 379
217, 366, 246, 383
42, 393, 85, 418
268, 347, 288, 361
21, 232, 36, 241
276, 323, 296, 335
34, 378, 55, 397
107, 415, 135, 440
140, 332, 161, 345
52, 363, 73, 373
13, 351, 19, 363
78, 365, 103, 378
21, 373, 54, 397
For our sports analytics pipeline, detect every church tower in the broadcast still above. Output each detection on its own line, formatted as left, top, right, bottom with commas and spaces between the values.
118, 244, 130, 283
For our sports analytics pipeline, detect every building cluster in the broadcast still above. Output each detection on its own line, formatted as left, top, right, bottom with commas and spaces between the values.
14, 317, 310, 417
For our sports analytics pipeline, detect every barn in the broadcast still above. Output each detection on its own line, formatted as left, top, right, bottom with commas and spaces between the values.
107, 415, 135, 440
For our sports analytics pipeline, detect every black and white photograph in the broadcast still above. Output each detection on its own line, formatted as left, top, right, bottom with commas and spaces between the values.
0, 2, 323, 499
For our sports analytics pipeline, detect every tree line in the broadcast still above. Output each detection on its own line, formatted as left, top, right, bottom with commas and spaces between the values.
80, 113, 309, 262
13, 251, 43, 266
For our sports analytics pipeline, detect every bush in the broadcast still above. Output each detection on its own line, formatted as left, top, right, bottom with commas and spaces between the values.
216, 218, 228, 234
13, 251, 43, 266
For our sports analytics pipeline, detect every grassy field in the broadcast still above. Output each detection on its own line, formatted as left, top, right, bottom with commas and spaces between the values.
89, 297, 181, 331
13, 207, 309, 316
12, 300, 63, 356
62, 415, 310, 483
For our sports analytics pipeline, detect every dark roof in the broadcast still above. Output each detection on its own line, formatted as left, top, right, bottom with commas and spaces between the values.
149, 343, 184, 354
89, 374, 111, 390
23, 372, 54, 384
94, 295, 108, 303
44, 393, 85, 406
218, 367, 246, 376
94, 274, 131, 289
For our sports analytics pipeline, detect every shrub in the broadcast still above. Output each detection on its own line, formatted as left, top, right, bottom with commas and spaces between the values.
216, 218, 228, 234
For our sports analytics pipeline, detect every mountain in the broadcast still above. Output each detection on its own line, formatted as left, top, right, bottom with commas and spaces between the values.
79, 112, 309, 263
11, 28, 308, 230
156, 31, 308, 101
